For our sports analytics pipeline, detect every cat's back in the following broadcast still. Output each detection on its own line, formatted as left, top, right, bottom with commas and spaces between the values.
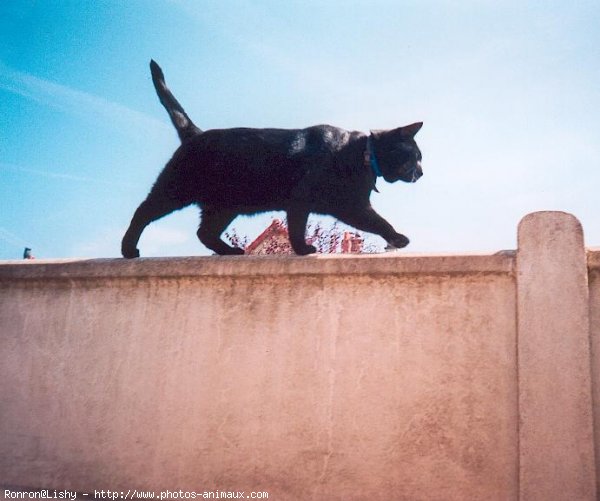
184, 124, 354, 158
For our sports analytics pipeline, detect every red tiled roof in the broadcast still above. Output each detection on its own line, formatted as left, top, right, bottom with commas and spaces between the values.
246, 219, 364, 254
245, 219, 289, 254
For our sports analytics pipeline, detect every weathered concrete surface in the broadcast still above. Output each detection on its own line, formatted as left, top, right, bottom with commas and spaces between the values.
517, 212, 596, 501
4, 213, 599, 501
0, 253, 518, 500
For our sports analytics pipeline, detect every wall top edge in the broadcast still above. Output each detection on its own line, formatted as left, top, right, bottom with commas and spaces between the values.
0, 251, 516, 280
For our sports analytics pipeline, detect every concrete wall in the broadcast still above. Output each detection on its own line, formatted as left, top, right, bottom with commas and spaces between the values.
0, 212, 597, 500
587, 248, 600, 499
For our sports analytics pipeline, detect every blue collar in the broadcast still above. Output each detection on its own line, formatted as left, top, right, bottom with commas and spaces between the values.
366, 136, 382, 178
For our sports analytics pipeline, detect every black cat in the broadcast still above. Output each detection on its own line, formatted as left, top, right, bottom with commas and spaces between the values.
121, 60, 423, 258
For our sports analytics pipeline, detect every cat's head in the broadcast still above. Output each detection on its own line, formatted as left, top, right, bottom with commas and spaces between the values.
370, 122, 423, 183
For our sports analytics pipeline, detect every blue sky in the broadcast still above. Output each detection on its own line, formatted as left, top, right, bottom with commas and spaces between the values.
1, 0, 599, 259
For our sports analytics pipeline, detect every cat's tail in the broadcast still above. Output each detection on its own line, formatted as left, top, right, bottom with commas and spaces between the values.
150, 60, 202, 142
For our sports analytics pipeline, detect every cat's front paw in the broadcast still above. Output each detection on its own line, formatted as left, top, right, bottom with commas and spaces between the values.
388, 234, 410, 249
294, 244, 317, 256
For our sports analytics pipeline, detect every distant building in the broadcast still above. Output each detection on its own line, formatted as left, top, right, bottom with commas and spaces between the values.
245, 220, 293, 255
245, 219, 363, 255
340, 231, 363, 254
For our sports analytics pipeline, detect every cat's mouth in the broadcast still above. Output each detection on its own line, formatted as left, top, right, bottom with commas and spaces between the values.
389, 161, 422, 183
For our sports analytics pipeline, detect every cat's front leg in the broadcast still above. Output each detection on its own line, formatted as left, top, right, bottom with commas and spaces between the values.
333, 206, 410, 249
287, 208, 317, 255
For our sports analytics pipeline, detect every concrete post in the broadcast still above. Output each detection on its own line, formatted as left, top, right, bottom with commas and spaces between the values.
517, 211, 597, 500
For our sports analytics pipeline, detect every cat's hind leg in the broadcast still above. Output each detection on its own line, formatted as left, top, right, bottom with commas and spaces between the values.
287, 208, 317, 255
121, 196, 188, 258
333, 206, 410, 249
197, 207, 244, 255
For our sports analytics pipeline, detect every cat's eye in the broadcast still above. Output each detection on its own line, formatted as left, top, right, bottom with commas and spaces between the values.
397, 144, 412, 152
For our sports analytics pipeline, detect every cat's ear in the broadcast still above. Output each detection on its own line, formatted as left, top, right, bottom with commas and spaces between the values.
398, 122, 423, 138
371, 122, 423, 139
